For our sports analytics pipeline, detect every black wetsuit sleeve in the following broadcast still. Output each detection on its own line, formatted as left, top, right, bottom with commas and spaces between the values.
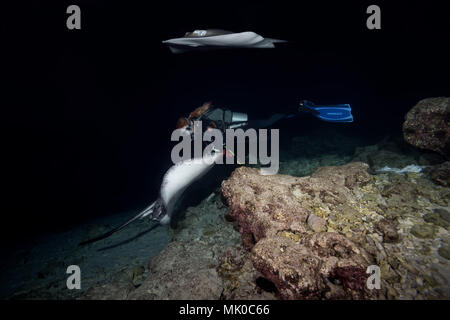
203, 108, 297, 130
246, 113, 290, 129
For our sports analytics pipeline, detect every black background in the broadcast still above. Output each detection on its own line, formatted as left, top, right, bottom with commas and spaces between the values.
2, 0, 449, 246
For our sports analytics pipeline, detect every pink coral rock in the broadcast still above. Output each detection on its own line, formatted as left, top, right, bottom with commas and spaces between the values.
403, 97, 450, 158
221, 163, 374, 299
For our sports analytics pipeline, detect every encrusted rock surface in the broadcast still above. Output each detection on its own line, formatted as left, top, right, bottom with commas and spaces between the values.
80, 159, 449, 300
424, 161, 450, 187
222, 162, 450, 300
403, 97, 450, 158
216, 245, 278, 300
251, 233, 371, 299
307, 214, 327, 232
222, 163, 374, 299
221, 163, 373, 247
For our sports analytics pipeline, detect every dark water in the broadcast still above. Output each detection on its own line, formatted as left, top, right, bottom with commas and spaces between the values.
3, 1, 449, 263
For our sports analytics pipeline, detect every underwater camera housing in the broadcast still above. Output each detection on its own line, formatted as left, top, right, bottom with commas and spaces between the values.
228, 111, 248, 129
198, 108, 248, 130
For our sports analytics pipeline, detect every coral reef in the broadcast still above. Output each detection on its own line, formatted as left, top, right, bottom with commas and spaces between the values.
79, 155, 449, 300
424, 161, 450, 187
403, 97, 450, 158
8, 134, 449, 300
222, 164, 374, 299
222, 162, 450, 299
251, 233, 372, 299
216, 245, 278, 299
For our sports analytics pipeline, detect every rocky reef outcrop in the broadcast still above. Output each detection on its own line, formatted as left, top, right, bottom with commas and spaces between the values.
403, 97, 450, 159
424, 161, 450, 188
79, 159, 449, 300
222, 162, 450, 299
222, 163, 374, 299
251, 233, 371, 299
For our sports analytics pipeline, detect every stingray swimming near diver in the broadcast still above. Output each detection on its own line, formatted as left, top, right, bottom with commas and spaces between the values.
80, 100, 353, 245
79, 150, 222, 245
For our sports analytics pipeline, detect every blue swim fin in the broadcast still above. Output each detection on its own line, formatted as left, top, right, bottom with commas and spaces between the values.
300, 100, 354, 123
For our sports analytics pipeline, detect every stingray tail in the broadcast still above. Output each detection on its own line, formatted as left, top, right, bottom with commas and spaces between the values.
140, 200, 158, 219
78, 200, 159, 246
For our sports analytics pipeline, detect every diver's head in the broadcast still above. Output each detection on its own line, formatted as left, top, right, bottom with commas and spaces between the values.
175, 102, 212, 134
176, 117, 189, 129
176, 117, 193, 136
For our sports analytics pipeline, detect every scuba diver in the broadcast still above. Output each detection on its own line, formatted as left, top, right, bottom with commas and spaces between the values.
80, 100, 353, 245
175, 100, 353, 134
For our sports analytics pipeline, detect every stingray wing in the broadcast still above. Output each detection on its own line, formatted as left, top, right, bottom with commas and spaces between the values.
160, 155, 219, 209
